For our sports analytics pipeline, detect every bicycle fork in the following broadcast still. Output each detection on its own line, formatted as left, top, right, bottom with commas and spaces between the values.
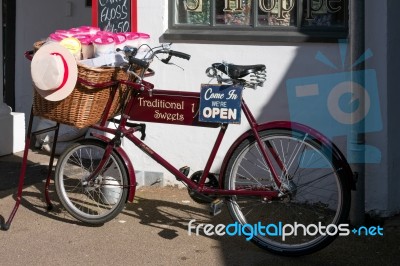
83, 128, 128, 188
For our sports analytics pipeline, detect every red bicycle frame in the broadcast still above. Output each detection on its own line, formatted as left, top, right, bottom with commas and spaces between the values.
89, 78, 352, 203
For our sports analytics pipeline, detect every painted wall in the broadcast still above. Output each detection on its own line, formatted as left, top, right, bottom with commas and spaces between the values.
13, 0, 397, 215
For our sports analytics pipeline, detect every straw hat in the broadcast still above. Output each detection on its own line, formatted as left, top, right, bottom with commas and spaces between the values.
31, 42, 78, 101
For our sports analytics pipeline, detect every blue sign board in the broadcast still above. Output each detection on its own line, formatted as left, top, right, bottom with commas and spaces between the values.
199, 84, 243, 124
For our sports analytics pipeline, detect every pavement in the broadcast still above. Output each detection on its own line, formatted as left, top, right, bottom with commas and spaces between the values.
0, 149, 400, 266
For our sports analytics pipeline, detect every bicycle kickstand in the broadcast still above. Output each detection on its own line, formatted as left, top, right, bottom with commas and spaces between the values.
2, 107, 59, 230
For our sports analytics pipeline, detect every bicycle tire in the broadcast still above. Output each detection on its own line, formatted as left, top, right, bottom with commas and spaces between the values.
55, 139, 129, 224
224, 128, 351, 256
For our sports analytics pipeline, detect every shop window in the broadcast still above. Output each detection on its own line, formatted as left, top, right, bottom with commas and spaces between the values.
162, 0, 348, 43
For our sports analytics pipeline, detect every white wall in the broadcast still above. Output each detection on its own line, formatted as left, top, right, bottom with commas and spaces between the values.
14, 0, 395, 215
133, 0, 392, 215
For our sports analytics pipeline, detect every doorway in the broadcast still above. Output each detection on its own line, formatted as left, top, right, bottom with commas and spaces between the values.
2, 0, 16, 110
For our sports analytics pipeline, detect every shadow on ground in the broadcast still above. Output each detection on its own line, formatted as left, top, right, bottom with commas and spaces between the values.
1, 151, 400, 265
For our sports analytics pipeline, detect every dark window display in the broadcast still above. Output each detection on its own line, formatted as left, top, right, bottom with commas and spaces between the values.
167, 0, 348, 42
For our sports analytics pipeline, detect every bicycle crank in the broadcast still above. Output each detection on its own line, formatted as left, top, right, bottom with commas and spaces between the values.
188, 171, 219, 204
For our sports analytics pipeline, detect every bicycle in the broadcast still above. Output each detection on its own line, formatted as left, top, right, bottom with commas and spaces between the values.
52, 44, 353, 256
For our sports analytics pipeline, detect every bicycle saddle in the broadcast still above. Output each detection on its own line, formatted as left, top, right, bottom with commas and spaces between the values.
212, 63, 266, 79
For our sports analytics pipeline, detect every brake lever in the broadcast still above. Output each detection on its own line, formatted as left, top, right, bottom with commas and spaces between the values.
161, 55, 172, 64
168, 62, 184, 71
160, 54, 184, 71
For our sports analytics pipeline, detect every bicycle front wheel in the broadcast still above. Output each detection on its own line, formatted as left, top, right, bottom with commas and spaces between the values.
224, 128, 351, 256
55, 139, 129, 224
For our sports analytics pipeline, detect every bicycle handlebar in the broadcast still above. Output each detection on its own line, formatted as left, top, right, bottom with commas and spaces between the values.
169, 50, 191, 61
119, 45, 191, 72
128, 56, 150, 68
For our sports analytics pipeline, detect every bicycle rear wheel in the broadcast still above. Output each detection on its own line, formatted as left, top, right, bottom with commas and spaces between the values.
224, 128, 351, 256
55, 139, 128, 224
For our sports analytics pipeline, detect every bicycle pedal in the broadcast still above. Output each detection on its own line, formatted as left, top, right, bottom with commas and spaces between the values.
210, 198, 224, 216
176, 166, 190, 180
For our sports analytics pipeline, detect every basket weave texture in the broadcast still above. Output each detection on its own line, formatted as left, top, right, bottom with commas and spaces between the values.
32, 41, 133, 129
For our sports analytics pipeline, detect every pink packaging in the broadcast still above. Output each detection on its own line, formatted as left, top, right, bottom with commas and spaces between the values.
74, 34, 94, 59
113, 33, 127, 49
96, 31, 114, 37
92, 35, 115, 57
123, 32, 140, 48
69, 28, 82, 35
48, 33, 67, 42
78, 26, 100, 36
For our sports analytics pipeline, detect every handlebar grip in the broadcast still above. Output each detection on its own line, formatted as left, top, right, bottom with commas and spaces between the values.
169, 50, 191, 60
129, 57, 150, 68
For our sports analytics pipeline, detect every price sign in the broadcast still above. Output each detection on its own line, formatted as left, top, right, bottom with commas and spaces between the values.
92, 0, 137, 32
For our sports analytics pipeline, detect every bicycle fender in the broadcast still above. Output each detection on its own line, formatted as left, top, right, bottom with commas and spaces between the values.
90, 134, 137, 202
219, 121, 355, 190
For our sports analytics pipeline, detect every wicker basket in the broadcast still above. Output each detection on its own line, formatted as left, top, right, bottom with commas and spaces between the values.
33, 64, 120, 128
31, 41, 137, 128
33, 40, 46, 52
109, 66, 137, 117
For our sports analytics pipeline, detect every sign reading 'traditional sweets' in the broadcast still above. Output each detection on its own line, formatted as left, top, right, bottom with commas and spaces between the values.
199, 84, 243, 124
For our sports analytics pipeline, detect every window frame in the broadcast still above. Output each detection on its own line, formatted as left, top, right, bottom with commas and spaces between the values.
161, 0, 349, 43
